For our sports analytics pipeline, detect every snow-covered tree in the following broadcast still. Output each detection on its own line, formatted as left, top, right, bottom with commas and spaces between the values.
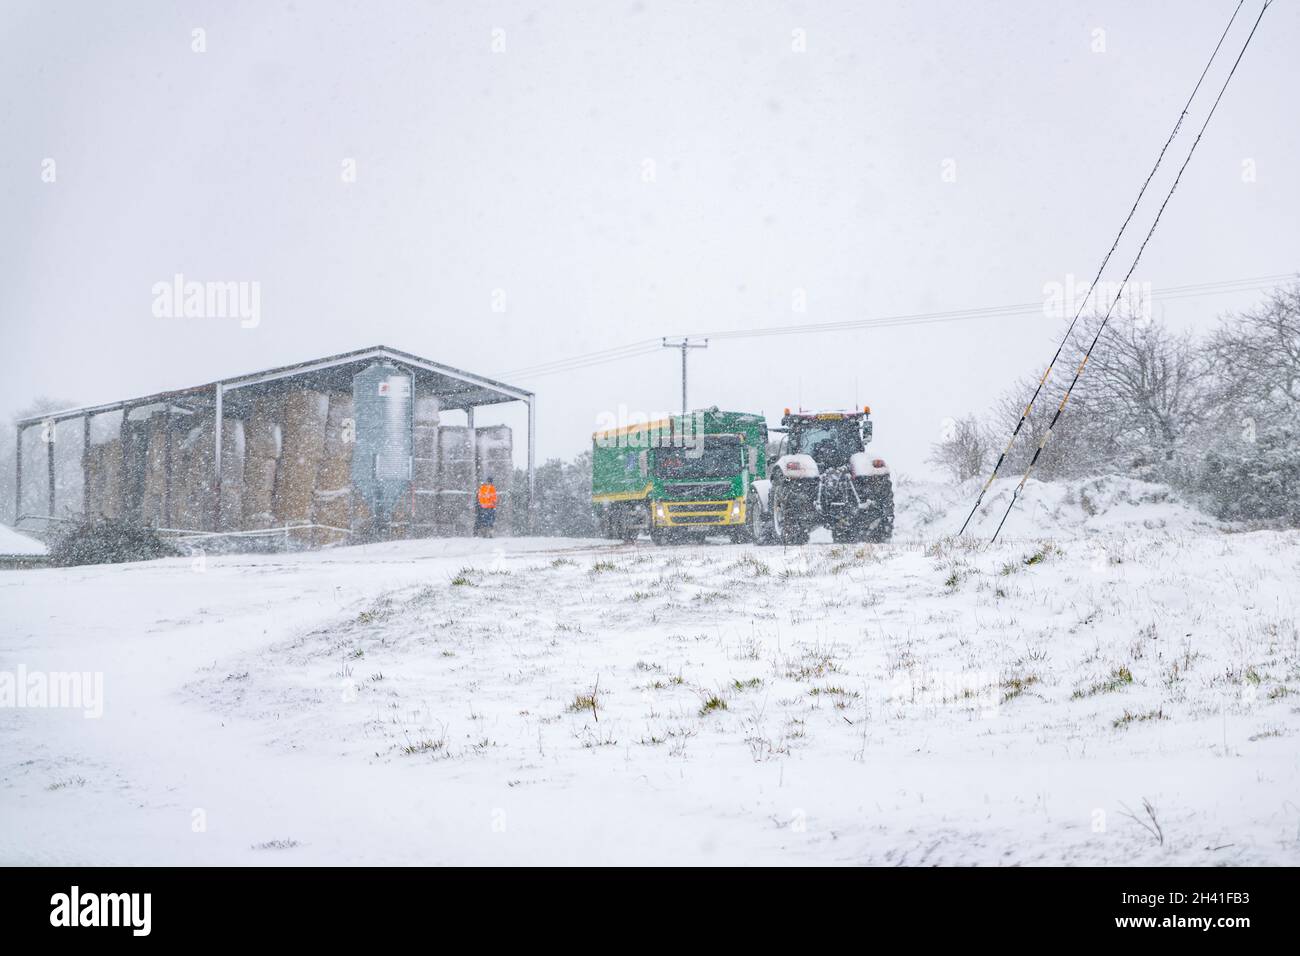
1209, 280, 1300, 427
1197, 423, 1300, 524
926, 415, 993, 482
1066, 312, 1214, 479
507, 451, 596, 537
1191, 280, 1300, 524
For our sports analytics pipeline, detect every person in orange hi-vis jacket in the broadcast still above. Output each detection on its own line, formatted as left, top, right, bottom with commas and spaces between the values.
475, 476, 499, 537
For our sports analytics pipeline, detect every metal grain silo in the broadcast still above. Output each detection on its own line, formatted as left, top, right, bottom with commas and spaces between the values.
350, 362, 414, 530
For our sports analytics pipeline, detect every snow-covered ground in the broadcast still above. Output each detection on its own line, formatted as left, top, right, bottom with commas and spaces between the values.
0, 525, 47, 556
2, 480, 1298, 865
897, 473, 1224, 539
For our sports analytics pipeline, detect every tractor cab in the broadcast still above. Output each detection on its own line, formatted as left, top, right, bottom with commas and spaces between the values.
781, 410, 873, 469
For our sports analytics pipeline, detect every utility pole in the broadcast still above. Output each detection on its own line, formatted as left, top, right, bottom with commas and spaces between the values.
662, 337, 708, 415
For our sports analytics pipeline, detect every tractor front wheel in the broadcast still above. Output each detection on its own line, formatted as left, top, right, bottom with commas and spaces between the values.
772, 478, 811, 546
734, 490, 770, 545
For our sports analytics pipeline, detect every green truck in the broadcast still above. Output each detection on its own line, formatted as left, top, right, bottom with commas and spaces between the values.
591, 408, 768, 544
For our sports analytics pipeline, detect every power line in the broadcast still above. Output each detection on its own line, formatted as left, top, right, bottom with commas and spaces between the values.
989, 0, 1275, 543
689, 274, 1283, 342
957, 0, 1247, 537
502, 272, 1293, 380
506, 339, 660, 377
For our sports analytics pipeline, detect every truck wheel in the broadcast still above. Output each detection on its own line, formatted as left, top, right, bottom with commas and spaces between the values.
772, 481, 810, 546
619, 503, 644, 543
731, 491, 761, 544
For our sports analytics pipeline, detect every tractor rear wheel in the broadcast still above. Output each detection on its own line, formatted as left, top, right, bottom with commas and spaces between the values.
854, 475, 895, 543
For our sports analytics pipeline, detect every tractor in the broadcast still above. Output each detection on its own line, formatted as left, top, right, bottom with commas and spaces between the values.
748, 407, 894, 545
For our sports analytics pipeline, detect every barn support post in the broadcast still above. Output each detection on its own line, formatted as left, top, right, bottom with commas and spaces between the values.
82, 415, 90, 517
162, 407, 172, 525
119, 409, 131, 518
213, 383, 224, 532
466, 406, 476, 502
526, 395, 536, 534
46, 419, 55, 519
13, 424, 23, 525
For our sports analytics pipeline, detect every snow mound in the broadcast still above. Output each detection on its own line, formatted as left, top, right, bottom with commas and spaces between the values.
0, 524, 48, 556
896, 474, 1220, 540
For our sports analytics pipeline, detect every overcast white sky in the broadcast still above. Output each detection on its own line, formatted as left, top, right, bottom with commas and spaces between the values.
2, 0, 1296, 476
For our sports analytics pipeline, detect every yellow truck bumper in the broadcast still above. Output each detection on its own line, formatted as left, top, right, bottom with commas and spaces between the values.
653, 499, 745, 527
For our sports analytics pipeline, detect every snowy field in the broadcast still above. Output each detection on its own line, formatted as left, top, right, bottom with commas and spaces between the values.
2, 477, 1299, 865
0, 525, 47, 556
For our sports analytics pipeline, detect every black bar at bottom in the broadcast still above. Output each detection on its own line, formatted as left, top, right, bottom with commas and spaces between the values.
0, 866, 1290, 943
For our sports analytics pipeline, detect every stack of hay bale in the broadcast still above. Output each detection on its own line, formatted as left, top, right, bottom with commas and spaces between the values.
108, 415, 152, 524
311, 391, 356, 546
71, 385, 520, 546
271, 390, 329, 547
111, 408, 244, 532
172, 418, 216, 531
217, 418, 245, 531
168, 414, 239, 532
139, 411, 171, 526
82, 416, 125, 520
435, 425, 475, 535
410, 395, 440, 537
241, 395, 281, 531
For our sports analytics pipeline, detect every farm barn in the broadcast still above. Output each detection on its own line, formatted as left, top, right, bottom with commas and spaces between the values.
11, 346, 535, 546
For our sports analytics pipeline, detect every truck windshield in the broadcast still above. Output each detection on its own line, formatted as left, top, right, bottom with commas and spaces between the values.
789, 421, 862, 467
654, 441, 742, 479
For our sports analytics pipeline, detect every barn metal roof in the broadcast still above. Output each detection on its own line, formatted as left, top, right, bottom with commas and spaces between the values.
16, 345, 533, 427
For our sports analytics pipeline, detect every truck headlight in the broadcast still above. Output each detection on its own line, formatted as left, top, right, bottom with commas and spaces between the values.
654, 503, 666, 520
730, 499, 742, 518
